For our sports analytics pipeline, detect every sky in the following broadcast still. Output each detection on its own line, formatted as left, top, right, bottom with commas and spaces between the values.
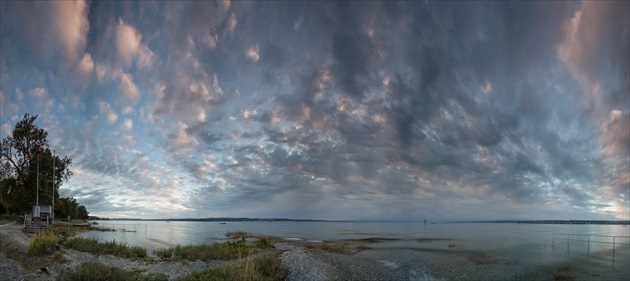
1, 1, 628, 221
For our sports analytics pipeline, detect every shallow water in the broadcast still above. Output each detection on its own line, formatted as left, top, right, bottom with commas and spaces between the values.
80, 221, 629, 278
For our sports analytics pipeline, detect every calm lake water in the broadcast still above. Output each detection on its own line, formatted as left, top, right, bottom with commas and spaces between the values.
80, 221, 630, 273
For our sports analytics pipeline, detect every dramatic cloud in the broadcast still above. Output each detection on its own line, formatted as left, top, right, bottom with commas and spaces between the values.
1, 1, 628, 220
116, 19, 141, 67
52, 0, 89, 63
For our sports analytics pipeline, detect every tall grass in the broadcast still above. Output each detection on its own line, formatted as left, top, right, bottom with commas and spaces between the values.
305, 241, 370, 254
28, 231, 61, 255
154, 237, 276, 261
48, 225, 114, 238
226, 231, 251, 239
69, 263, 168, 281
154, 239, 266, 261
64, 237, 146, 259
175, 254, 288, 281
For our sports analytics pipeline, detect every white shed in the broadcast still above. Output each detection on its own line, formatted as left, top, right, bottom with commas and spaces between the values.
32, 204, 53, 219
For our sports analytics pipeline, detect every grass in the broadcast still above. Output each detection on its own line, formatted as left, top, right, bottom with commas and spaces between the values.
305, 241, 370, 254
467, 251, 498, 265
175, 253, 288, 281
54, 250, 70, 263
553, 264, 575, 280
318, 242, 351, 253
47, 225, 115, 238
553, 271, 575, 280
226, 231, 252, 239
69, 263, 168, 281
154, 237, 274, 261
357, 237, 399, 243
0, 214, 22, 221
28, 231, 61, 255
64, 237, 147, 259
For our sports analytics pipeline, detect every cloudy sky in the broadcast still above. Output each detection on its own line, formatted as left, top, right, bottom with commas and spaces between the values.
1, 1, 628, 221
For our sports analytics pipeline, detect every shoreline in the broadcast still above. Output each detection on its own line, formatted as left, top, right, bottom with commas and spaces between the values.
1, 222, 628, 281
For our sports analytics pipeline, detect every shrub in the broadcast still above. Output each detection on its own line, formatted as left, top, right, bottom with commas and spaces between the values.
28, 231, 61, 256
175, 254, 288, 281
253, 254, 288, 280
553, 271, 575, 280
468, 251, 498, 265
64, 238, 147, 259
69, 263, 127, 281
255, 237, 274, 249
154, 240, 260, 261
306, 241, 362, 254
53, 251, 70, 263
70, 263, 169, 281
226, 231, 250, 239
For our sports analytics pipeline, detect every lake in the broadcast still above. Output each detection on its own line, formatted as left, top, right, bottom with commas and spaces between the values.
80, 221, 629, 278
81, 221, 629, 257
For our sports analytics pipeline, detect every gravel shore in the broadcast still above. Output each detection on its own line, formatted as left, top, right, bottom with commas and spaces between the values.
2, 221, 628, 281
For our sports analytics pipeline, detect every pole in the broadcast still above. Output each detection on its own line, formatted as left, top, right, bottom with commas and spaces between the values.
36, 147, 39, 212
52, 150, 55, 220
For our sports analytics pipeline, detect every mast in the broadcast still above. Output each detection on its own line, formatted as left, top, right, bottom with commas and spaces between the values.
52, 150, 55, 220
36, 146, 40, 215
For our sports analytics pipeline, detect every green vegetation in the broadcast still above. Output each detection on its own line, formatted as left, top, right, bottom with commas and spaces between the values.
55, 196, 90, 219
175, 254, 288, 281
0, 114, 77, 216
28, 226, 116, 257
553, 265, 575, 280
554, 271, 575, 281
27, 231, 61, 255
154, 237, 274, 261
305, 241, 370, 254
225, 231, 251, 239
254, 236, 278, 248
357, 237, 399, 243
0, 114, 89, 218
64, 237, 147, 259
0, 214, 22, 221
317, 242, 351, 254
69, 263, 168, 281
467, 251, 498, 264
53, 250, 70, 263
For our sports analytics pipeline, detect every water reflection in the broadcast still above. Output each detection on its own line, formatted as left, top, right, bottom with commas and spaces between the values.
80, 221, 629, 266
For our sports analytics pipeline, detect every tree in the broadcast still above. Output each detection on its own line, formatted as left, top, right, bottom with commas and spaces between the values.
53, 197, 89, 220
77, 205, 89, 219
0, 114, 73, 215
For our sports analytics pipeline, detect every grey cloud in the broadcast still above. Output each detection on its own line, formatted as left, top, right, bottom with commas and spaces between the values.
229, 2, 587, 211
6, 1, 625, 220
601, 111, 630, 196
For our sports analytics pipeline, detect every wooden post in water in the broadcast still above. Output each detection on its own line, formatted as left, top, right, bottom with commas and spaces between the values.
613, 236, 615, 261
587, 235, 590, 255
552, 232, 554, 249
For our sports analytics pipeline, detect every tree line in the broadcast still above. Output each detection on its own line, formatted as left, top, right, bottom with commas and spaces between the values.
1, 114, 89, 219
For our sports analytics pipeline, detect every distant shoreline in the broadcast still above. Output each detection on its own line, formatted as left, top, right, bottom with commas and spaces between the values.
89, 217, 630, 225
